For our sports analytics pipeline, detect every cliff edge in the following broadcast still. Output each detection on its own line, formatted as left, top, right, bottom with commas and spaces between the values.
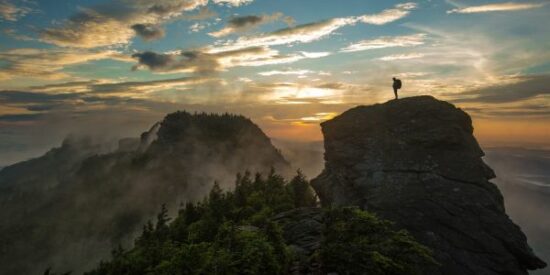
312, 96, 546, 274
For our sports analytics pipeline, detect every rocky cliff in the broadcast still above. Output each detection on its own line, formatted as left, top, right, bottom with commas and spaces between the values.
312, 96, 547, 274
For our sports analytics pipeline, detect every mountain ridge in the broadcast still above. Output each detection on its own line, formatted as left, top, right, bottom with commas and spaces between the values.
0, 111, 290, 274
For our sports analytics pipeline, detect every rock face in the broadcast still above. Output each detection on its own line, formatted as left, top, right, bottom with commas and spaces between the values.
272, 207, 323, 274
312, 96, 547, 274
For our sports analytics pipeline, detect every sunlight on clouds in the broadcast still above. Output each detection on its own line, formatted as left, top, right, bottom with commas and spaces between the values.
0, 0, 33, 21
212, 0, 253, 7
210, 2, 416, 53
258, 70, 313, 76
1, 0, 549, 157
264, 84, 344, 104
298, 112, 338, 123
359, 2, 416, 24
0, 48, 133, 81
341, 34, 426, 52
378, 53, 425, 61
39, 0, 211, 48
448, 2, 547, 14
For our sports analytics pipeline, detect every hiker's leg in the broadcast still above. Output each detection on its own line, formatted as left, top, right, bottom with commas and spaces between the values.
394, 88, 398, 99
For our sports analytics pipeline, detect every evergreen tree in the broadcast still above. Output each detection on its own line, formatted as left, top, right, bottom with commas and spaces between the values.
86, 171, 434, 275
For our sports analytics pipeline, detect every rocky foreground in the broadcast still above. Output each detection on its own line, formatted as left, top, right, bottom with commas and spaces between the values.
312, 96, 547, 274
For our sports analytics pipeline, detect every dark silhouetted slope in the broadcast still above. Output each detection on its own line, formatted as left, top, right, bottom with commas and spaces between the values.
312, 96, 547, 274
0, 111, 289, 274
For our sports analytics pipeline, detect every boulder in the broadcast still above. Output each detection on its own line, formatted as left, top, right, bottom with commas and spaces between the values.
273, 207, 323, 275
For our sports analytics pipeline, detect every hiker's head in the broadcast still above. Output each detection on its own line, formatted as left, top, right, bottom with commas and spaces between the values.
392, 77, 396, 81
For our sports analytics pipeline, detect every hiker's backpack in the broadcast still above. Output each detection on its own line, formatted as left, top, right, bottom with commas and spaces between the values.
395, 79, 402, 89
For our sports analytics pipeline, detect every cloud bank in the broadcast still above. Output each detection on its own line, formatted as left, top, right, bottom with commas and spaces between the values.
38, 0, 253, 48
0, 48, 132, 80
132, 47, 330, 74
210, 2, 416, 52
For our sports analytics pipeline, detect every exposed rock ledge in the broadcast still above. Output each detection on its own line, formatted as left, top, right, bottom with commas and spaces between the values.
312, 96, 547, 274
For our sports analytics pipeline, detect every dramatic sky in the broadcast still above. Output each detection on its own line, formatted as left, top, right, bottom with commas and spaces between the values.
0, 0, 549, 165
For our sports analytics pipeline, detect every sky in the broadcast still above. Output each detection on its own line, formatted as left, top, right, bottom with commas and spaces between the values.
0, 0, 549, 166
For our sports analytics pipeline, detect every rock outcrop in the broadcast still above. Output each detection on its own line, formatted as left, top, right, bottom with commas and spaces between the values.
312, 96, 547, 274
273, 207, 323, 274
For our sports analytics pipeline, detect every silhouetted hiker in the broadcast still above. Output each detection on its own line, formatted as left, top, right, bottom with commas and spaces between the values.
392, 77, 402, 99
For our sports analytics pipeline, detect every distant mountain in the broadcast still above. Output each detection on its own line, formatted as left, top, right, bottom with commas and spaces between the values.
0, 111, 289, 274
272, 139, 324, 179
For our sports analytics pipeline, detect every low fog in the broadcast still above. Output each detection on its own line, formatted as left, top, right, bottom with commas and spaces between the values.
0, 112, 290, 274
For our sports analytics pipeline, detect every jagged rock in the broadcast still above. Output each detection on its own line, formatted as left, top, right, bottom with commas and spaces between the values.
138, 122, 160, 152
272, 207, 323, 275
312, 96, 547, 274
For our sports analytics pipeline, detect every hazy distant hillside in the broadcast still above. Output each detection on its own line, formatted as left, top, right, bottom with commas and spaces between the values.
484, 148, 550, 275
272, 139, 324, 179
0, 111, 289, 274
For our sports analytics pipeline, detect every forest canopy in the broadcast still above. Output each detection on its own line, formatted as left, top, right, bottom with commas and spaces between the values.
84, 170, 435, 275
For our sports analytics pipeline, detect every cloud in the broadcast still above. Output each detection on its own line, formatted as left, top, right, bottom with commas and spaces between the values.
0, 90, 81, 104
181, 7, 217, 20
0, 0, 32, 21
359, 2, 417, 24
451, 75, 550, 103
189, 22, 211, 33
462, 104, 550, 118
448, 2, 546, 14
257, 69, 332, 77
89, 76, 212, 94
0, 113, 43, 122
243, 81, 357, 105
341, 33, 426, 52
132, 50, 220, 74
212, 0, 253, 7
210, 18, 355, 52
39, 0, 209, 48
27, 76, 213, 95
132, 47, 330, 74
0, 77, 213, 121
378, 53, 425, 61
258, 70, 313, 76
2, 27, 33, 41
227, 50, 330, 67
210, 2, 417, 52
0, 48, 133, 80
131, 23, 165, 41
209, 13, 293, 37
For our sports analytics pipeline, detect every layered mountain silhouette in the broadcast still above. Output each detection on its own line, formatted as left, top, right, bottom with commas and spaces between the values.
0, 111, 289, 274
0, 97, 546, 274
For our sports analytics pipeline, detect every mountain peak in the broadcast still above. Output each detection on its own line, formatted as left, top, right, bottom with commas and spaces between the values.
312, 96, 547, 274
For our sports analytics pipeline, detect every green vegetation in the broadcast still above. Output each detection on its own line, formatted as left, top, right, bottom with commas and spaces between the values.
321, 207, 437, 275
86, 170, 435, 275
